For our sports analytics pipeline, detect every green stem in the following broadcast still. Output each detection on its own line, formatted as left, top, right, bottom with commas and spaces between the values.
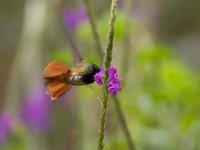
97, 0, 118, 150
112, 97, 136, 150
83, 0, 103, 60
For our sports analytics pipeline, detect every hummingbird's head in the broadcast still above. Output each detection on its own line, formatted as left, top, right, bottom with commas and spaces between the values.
81, 63, 100, 84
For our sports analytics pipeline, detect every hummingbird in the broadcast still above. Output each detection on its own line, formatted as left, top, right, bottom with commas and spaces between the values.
43, 30, 100, 100
43, 60, 100, 100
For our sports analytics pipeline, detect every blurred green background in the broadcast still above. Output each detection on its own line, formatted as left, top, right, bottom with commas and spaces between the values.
1, 0, 200, 150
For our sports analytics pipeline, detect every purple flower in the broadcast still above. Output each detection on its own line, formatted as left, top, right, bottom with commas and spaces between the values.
94, 67, 105, 85
0, 113, 13, 144
22, 87, 53, 133
108, 79, 122, 95
108, 67, 122, 95
63, 7, 88, 32
94, 66, 122, 95
109, 67, 119, 79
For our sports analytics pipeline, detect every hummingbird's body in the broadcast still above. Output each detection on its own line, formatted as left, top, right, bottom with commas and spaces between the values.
62, 63, 100, 85
43, 60, 100, 100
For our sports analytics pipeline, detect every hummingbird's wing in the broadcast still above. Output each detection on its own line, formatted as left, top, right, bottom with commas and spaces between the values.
86, 84, 101, 98
43, 60, 72, 100
43, 60, 70, 78
46, 82, 72, 101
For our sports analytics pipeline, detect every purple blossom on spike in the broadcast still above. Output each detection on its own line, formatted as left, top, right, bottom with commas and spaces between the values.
63, 7, 88, 32
22, 88, 53, 133
94, 67, 105, 85
108, 67, 122, 95
108, 79, 122, 95
0, 113, 13, 144
94, 66, 122, 95
109, 67, 118, 79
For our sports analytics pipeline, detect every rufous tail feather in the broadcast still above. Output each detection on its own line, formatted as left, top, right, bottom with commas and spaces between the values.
43, 60, 72, 100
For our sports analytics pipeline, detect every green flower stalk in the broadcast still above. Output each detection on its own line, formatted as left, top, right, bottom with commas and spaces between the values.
84, 0, 136, 149
97, 0, 118, 150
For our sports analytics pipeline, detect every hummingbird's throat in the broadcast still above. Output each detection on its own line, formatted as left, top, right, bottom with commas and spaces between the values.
68, 72, 85, 86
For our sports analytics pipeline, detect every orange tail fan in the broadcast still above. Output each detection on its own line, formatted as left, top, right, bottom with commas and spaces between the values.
43, 60, 72, 100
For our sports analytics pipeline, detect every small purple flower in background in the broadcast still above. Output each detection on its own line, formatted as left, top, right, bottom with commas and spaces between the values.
94, 66, 122, 95
0, 113, 13, 144
63, 7, 88, 32
22, 87, 53, 133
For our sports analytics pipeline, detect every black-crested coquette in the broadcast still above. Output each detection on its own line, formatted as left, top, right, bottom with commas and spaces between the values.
43, 60, 100, 100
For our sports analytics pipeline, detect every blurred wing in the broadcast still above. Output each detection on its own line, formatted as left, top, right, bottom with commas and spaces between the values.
43, 60, 72, 100
86, 84, 101, 96
43, 60, 70, 78
46, 82, 72, 100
